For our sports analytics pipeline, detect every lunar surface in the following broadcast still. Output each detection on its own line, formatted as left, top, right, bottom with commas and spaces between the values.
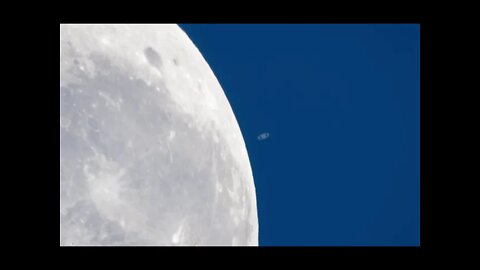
60, 24, 258, 246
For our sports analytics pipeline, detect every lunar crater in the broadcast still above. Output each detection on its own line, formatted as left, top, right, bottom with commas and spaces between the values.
144, 47, 163, 70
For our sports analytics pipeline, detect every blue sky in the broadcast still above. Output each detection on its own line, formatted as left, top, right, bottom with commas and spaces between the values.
180, 24, 420, 246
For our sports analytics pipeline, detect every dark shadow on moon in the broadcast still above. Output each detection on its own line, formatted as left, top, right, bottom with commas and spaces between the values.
144, 47, 163, 70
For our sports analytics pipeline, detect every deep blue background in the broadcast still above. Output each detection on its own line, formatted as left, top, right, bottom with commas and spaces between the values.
180, 24, 420, 246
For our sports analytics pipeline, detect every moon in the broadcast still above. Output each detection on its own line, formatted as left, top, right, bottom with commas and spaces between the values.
60, 24, 258, 246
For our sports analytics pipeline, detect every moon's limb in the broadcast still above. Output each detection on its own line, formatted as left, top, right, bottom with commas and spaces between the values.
60, 24, 258, 246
